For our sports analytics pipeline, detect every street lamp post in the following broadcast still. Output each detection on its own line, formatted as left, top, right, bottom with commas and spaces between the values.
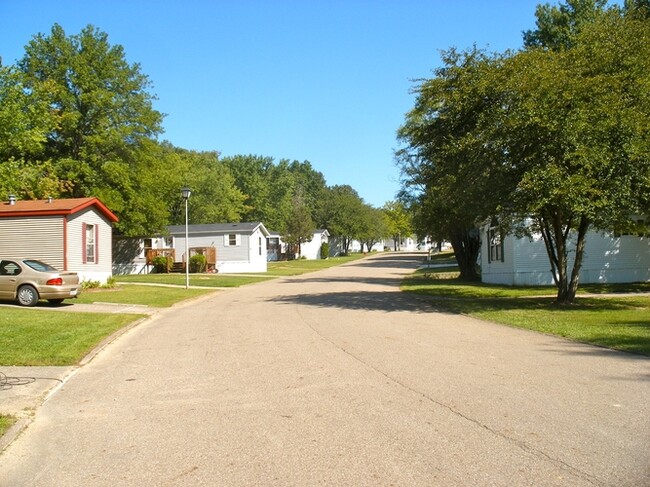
181, 187, 191, 289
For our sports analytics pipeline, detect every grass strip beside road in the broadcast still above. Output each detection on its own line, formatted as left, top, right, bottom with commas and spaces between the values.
402, 269, 650, 356
76, 285, 215, 307
267, 254, 368, 276
115, 274, 272, 287
0, 309, 141, 366
0, 415, 16, 439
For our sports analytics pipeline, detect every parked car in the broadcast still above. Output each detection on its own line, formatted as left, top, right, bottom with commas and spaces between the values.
0, 258, 80, 306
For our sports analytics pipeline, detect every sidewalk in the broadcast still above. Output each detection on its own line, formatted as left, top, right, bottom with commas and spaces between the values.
0, 302, 157, 452
0, 366, 74, 451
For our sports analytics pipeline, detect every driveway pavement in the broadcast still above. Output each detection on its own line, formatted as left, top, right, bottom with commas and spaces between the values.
0, 252, 648, 486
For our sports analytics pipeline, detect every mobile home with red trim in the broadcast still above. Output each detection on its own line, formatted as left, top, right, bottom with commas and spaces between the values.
0, 196, 118, 284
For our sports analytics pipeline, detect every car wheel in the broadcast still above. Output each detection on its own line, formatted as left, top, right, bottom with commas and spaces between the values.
48, 299, 65, 306
17, 285, 39, 307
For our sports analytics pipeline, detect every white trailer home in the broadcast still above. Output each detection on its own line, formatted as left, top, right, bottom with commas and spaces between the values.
480, 222, 650, 286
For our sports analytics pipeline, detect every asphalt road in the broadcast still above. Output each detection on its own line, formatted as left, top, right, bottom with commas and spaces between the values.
1, 252, 648, 486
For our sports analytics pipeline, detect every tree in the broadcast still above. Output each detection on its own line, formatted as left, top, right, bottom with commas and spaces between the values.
502, 8, 650, 302
9, 23, 166, 236
523, 0, 608, 50
283, 191, 315, 259
382, 201, 413, 252
321, 185, 366, 255
396, 48, 510, 280
358, 205, 389, 253
0, 66, 56, 161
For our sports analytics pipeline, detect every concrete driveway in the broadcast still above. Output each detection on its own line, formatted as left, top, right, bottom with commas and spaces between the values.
0, 252, 648, 486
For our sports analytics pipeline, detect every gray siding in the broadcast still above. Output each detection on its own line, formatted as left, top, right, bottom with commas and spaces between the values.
0, 216, 65, 268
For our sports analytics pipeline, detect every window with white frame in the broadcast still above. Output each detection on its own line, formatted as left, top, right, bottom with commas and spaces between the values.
84, 224, 96, 263
488, 226, 504, 263
225, 234, 240, 246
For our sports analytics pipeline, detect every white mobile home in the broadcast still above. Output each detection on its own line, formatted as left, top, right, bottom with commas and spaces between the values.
480, 223, 650, 286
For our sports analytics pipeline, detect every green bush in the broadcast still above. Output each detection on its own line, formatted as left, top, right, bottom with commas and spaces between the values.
320, 242, 330, 259
152, 255, 172, 273
81, 279, 101, 290
189, 254, 207, 273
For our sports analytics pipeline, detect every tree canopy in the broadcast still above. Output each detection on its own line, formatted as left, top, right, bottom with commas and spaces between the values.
397, 1, 650, 301
0, 23, 390, 248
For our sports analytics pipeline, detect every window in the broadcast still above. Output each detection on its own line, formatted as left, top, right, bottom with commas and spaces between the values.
259, 237, 262, 256
83, 223, 97, 264
225, 234, 240, 246
0, 260, 21, 276
488, 226, 504, 263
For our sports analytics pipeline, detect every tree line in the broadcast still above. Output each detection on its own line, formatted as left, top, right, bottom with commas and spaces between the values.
397, 0, 650, 303
0, 23, 413, 255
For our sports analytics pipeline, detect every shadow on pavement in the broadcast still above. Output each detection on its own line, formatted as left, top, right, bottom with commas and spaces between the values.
269, 290, 438, 314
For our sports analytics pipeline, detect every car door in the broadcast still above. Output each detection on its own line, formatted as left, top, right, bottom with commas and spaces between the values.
0, 260, 22, 299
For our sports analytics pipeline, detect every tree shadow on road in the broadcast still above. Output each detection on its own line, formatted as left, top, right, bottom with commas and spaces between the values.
269, 290, 439, 314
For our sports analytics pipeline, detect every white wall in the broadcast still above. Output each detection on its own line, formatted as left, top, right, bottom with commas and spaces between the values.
481, 227, 650, 286
67, 208, 113, 284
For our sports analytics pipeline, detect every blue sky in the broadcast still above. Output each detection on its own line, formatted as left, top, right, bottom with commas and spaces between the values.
0, 1, 545, 207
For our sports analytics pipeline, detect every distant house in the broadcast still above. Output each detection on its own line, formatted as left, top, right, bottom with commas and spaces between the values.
168, 222, 270, 273
267, 229, 330, 261
0, 196, 119, 284
480, 221, 650, 286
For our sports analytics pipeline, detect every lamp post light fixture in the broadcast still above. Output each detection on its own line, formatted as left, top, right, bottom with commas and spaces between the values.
181, 187, 191, 289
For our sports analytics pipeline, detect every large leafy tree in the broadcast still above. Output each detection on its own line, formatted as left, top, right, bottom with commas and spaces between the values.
7, 23, 166, 235
358, 205, 389, 253
523, 0, 609, 49
283, 190, 316, 259
501, 6, 650, 302
398, 1, 649, 299
396, 48, 511, 280
321, 185, 366, 255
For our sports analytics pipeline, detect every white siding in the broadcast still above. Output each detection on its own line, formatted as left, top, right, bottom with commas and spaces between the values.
481, 227, 650, 286
300, 232, 323, 260
67, 208, 113, 284
0, 216, 65, 268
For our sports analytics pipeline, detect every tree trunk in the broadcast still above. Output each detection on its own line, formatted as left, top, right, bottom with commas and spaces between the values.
449, 227, 481, 281
539, 213, 590, 304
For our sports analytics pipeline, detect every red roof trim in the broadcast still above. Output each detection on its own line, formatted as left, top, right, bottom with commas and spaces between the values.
0, 197, 119, 222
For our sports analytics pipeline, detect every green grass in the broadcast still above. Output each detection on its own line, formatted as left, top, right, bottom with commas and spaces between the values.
0, 415, 16, 438
76, 285, 215, 307
402, 270, 650, 355
115, 273, 273, 287
267, 253, 369, 276
0, 309, 141, 366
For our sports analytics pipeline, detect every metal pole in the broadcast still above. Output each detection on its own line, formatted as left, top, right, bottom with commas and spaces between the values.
185, 196, 190, 289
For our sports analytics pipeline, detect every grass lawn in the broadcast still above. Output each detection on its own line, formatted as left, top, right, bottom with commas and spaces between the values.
115, 273, 273, 287
267, 253, 369, 276
0, 309, 141, 366
402, 269, 650, 356
0, 415, 16, 438
76, 285, 215, 307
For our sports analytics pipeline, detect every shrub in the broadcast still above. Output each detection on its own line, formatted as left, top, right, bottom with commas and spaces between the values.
103, 276, 117, 288
320, 242, 330, 260
152, 255, 172, 273
81, 279, 101, 290
189, 254, 207, 273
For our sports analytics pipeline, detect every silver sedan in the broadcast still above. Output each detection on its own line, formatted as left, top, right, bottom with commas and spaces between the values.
0, 258, 80, 306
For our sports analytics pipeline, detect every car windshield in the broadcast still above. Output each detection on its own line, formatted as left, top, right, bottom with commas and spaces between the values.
24, 260, 58, 272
